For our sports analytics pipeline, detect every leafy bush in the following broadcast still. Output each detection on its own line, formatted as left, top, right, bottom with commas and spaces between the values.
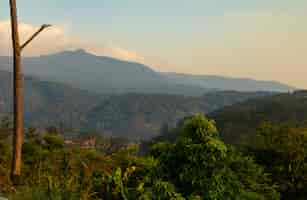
0, 115, 292, 199
151, 115, 280, 200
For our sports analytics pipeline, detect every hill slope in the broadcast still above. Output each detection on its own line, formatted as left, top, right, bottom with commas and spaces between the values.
0, 69, 272, 139
164, 72, 295, 92
85, 91, 270, 140
0, 70, 103, 129
209, 91, 307, 144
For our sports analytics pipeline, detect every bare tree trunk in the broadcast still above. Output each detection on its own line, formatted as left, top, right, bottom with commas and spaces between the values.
9, 0, 23, 183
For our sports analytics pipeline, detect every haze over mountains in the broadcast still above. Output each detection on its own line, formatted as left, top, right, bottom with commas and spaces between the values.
0, 69, 270, 139
0, 49, 297, 140
0, 49, 295, 95
163, 72, 294, 92
0, 70, 102, 129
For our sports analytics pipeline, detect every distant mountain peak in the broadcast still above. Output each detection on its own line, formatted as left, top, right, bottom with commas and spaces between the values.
0, 50, 295, 94
74, 49, 88, 54
50, 49, 93, 57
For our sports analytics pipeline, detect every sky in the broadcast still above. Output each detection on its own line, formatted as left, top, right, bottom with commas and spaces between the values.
0, 0, 307, 88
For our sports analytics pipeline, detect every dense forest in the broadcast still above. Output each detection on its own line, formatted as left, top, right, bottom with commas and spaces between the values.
0, 70, 271, 140
85, 91, 269, 139
0, 71, 306, 199
0, 70, 103, 130
209, 91, 307, 144
1, 114, 306, 199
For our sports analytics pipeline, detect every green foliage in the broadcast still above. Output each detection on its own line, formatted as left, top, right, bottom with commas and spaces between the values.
182, 115, 219, 143
42, 134, 64, 151
0, 118, 12, 192
139, 180, 185, 200
210, 92, 307, 144
151, 115, 280, 200
246, 122, 307, 199
5, 115, 304, 200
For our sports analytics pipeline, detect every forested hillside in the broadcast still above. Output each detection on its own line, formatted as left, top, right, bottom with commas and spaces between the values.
209, 91, 307, 144
0, 70, 272, 140
85, 91, 269, 139
0, 70, 103, 130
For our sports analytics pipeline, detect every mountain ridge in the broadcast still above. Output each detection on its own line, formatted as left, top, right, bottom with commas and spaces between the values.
163, 72, 295, 92
0, 69, 273, 140
0, 49, 295, 95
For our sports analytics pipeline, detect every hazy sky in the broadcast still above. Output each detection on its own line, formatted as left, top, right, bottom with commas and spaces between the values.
0, 0, 307, 88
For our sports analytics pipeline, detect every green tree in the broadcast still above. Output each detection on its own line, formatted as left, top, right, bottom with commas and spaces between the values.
42, 134, 64, 151
247, 122, 307, 199
151, 115, 280, 200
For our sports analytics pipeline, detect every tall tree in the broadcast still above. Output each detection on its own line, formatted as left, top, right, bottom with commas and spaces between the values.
9, 0, 51, 183
9, 0, 23, 183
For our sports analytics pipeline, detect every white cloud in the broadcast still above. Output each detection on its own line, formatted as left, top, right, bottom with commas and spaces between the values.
0, 20, 145, 64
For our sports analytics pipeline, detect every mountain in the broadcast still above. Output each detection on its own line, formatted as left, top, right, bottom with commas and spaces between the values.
209, 91, 307, 144
0, 50, 295, 96
0, 69, 272, 140
85, 91, 270, 140
0, 50, 211, 96
163, 72, 295, 92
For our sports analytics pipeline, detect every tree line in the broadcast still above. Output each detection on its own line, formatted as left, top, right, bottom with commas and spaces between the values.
0, 114, 306, 199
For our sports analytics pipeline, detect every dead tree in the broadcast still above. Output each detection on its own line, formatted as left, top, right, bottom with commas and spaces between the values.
9, 0, 51, 183
9, 0, 23, 183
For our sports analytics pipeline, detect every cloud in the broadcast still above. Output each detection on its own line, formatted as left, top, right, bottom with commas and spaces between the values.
0, 20, 145, 64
